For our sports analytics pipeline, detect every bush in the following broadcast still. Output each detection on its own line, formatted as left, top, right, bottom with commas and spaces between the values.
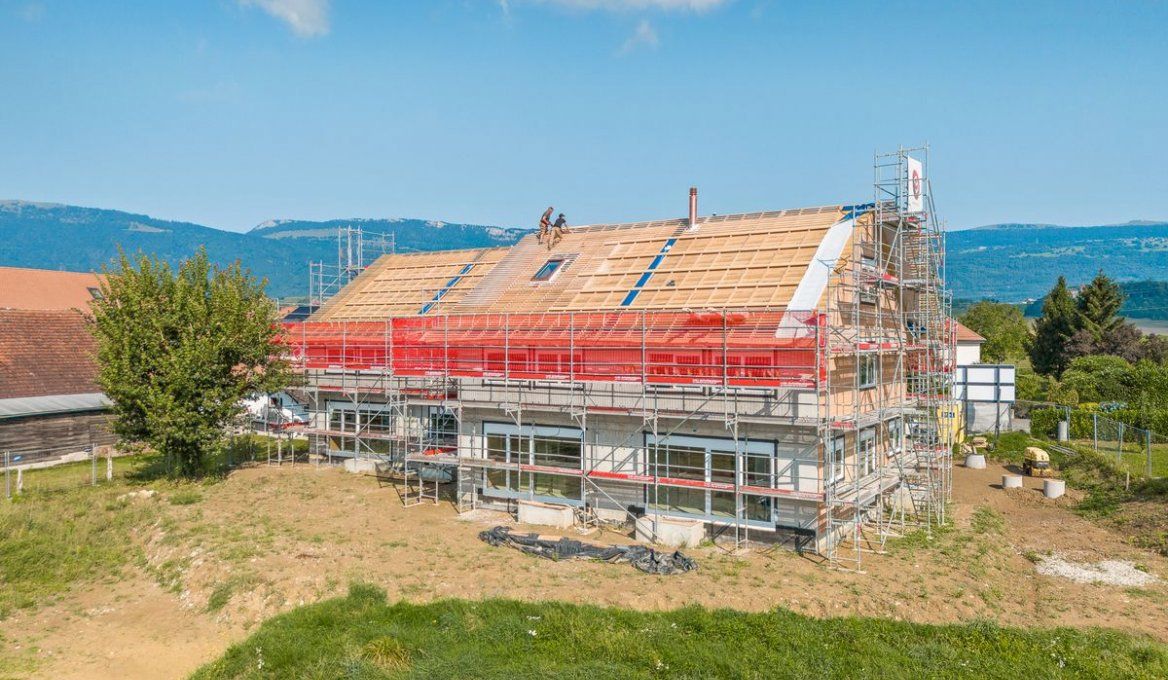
1029, 408, 1099, 440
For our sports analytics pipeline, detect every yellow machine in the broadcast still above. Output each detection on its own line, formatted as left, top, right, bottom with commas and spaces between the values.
1023, 446, 1053, 477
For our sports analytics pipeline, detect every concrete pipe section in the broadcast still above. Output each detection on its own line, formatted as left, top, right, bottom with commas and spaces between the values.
1043, 479, 1066, 499
1002, 475, 1023, 489
964, 454, 987, 469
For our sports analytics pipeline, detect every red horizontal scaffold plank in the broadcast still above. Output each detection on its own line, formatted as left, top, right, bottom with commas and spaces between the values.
282, 309, 825, 388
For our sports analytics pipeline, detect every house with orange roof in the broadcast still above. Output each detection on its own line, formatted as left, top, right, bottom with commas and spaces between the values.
0, 266, 115, 465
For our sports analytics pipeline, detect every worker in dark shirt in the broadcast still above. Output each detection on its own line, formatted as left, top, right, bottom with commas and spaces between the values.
549, 213, 568, 249
538, 206, 554, 243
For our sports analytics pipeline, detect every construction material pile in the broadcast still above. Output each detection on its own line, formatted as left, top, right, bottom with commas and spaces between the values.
478, 526, 697, 575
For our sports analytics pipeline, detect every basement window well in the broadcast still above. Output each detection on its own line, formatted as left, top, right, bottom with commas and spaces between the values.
532, 258, 565, 282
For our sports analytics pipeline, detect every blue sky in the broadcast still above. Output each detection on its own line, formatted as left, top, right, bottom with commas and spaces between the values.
1, 1, 1165, 232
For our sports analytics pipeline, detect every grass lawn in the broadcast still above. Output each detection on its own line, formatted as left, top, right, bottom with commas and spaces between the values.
0, 441, 262, 619
1067, 439, 1168, 479
193, 583, 1168, 679
0, 461, 153, 617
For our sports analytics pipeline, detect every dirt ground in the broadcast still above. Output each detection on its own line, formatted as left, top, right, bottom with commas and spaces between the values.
3, 460, 1167, 679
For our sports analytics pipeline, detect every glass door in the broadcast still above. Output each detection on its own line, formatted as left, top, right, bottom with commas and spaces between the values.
645, 434, 776, 524
483, 424, 582, 502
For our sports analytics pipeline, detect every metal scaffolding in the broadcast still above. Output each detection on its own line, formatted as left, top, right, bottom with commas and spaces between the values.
281, 148, 955, 567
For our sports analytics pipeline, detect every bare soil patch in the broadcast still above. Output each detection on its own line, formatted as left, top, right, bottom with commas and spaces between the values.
3, 460, 1167, 678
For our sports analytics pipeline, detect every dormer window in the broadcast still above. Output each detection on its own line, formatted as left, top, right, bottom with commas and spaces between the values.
87, 287, 104, 300
532, 258, 564, 282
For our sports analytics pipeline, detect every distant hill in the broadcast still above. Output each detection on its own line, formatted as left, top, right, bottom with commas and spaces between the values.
250, 218, 527, 252
3, 200, 1165, 306
947, 221, 1168, 302
0, 201, 527, 298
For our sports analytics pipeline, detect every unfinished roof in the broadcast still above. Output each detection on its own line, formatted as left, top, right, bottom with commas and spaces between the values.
313, 206, 851, 320
312, 247, 509, 321
0, 309, 101, 399
0, 266, 104, 311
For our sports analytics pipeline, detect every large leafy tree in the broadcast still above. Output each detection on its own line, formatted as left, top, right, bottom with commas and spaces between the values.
1030, 276, 1077, 377
959, 301, 1029, 363
91, 250, 291, 476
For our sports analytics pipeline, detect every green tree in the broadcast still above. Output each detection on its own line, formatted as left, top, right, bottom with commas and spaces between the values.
90, 250, 291, 477
1124, 360, 1168, 410
959, 301, 1029, 362
1060, 355, 1132, 403
1076, 270, 1126, 339
1030, 276, 1077, 377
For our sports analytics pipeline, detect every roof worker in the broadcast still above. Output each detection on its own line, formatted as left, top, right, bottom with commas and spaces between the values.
549, 213, 568, 250
538, 206, 554, 244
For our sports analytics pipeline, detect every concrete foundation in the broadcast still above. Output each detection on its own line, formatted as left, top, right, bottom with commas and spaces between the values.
516, 499, 575, 529
635, 515, 705, 548
964, 454, 987, 469
343, 458, 379, 474
593, 507, 629, 524
886, 487, 916, 514
1044, 479, 1066, 499
1002, 475, 1023, 489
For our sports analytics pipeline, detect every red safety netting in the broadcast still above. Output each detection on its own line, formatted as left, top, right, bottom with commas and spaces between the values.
282, 309, 825, 388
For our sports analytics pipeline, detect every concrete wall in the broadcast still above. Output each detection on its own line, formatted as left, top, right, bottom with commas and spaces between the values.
458, 379, 821, 422
457, 405, 822, 532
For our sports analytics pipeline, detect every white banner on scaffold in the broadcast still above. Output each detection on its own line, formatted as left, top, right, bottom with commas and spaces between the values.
906, 155, 924, 213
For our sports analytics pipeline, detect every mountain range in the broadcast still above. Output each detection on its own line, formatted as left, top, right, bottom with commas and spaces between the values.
0, 201, 528, 298
2, 200, 1165, 306
947, 220, 1168, 302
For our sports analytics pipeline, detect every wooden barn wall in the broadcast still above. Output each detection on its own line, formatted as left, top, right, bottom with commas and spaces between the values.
0, 411, 115, 462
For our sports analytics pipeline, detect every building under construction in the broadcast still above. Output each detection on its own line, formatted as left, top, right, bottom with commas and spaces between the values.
283, 149, 956, 569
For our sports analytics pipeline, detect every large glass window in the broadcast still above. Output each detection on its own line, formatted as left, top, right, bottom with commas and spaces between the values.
644, 434, 776, 524
425, 407, 458, 447
482, 424, 582, 502
325, 402, 395, 455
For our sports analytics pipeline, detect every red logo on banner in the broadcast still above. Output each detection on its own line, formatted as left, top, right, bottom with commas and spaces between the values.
911, 168, 922, 198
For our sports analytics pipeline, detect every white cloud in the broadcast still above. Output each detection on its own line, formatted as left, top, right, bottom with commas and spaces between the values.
239, 0, 330, 37
519, 0, 726, 11
620, 19, 659, 53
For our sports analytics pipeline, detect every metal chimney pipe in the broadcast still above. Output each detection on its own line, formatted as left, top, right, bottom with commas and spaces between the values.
688, 186, 698, 231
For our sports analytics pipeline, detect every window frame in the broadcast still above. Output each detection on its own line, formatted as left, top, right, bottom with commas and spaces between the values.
532, 258, 565, 282
828, 435, 846, 485
643, 433, 777, 525
481, 422, 584, 504
859, 427, 878, 477
858, 353, 879, 389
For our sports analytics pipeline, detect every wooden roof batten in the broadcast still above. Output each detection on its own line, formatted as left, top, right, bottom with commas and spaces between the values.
309, 203, 848, 321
